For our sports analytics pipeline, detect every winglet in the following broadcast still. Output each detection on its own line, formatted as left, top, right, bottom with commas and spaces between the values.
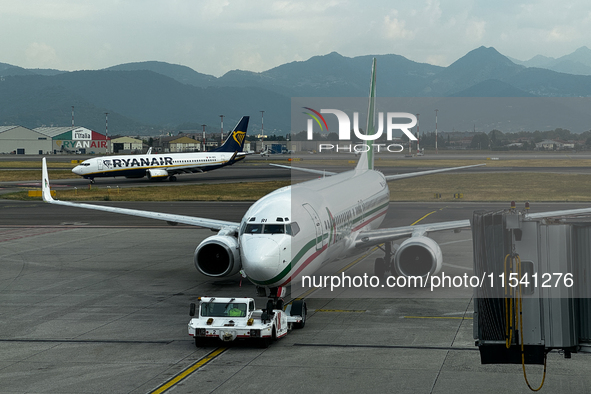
41, 158, 54, 202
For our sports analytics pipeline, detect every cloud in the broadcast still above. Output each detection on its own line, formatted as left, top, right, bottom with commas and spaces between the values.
466, 19, 486, 41
25, 42, 58, 67
3, 0, 591, 76
383, 13, 414, 40
547, 26, 577, 42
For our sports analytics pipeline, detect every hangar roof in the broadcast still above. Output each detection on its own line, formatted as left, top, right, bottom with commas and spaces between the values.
34, 127, 78, 138
0, 126, 21, 133
34, 127, 108, 140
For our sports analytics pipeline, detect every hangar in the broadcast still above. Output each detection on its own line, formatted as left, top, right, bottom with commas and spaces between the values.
111, 136, 144, 153
34, 127, 109, 154
0, 126, 52, 154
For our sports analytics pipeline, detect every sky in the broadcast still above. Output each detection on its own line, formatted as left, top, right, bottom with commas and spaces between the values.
2, 0, 591, 77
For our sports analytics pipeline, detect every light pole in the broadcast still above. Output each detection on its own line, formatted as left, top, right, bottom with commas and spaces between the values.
201, 124, 206, 151
435, 109, 438, 154
260, 110, 265, 152
105, 112, 109, 154
220, 115, 224, 144
416, 113, 420, 154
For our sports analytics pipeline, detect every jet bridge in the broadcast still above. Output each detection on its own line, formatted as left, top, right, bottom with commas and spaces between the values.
473, 206, 591, 369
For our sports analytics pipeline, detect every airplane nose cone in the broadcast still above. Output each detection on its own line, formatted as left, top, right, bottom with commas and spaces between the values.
241, 237, 282, 282
72, 166, 82, 175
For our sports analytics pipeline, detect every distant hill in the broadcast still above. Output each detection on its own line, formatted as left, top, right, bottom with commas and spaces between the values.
449, 79, 535, 97
0, 62, 34, 77
0, 70, 290, 134
513, 46, 591, 76
3, 47, 591, 135
104, 61, 216, 87
216, 52, 443, 97
0, 62, 65, 77
433, 46, 524, 95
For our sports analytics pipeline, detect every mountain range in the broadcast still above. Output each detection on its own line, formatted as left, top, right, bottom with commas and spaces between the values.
2, 46, 591, 135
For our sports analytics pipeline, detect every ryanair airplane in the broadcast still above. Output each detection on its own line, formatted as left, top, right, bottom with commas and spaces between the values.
72, 116, 249, 183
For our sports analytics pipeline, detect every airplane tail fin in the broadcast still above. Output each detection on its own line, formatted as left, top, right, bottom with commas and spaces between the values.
212, 116, 249, 152
355, 58, 377, 172
41, 158, 55, 202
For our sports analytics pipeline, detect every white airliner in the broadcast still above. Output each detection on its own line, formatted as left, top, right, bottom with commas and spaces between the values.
72, 117, 249, 183
43, 59, 487, 314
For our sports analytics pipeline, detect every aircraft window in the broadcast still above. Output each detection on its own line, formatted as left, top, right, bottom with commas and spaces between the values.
264, 224, 285, 234
244, 224, 263, 234
287, 222, 300, 236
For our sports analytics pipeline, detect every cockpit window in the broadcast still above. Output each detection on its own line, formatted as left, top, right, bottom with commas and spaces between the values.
241, 222, 299, 236
264, 224, 285, 234
288, 222, 300, 236
244, 224, 263, 234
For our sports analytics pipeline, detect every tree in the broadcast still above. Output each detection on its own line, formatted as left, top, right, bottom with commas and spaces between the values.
470, 133, 489, 149
488, 129, 504, 148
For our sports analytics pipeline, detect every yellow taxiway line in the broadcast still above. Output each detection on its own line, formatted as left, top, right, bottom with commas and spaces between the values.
150, 347, 228, 394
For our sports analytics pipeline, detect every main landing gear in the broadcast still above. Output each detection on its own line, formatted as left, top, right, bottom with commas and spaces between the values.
374, 242, 397, 280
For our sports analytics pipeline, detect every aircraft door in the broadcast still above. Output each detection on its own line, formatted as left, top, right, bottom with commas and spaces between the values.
97, 159, 103, 171
302, 203, 325, 250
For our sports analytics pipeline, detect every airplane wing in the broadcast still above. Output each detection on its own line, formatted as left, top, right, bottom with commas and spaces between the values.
269, 163, 338, 176
41, 158, 240, 231
384, 164, 485, 181
355, 205, 591, 249
355, 220, 470, 248
271, 163, 483, 178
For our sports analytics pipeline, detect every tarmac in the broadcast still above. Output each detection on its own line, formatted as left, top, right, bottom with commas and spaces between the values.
1, 201, 591, 393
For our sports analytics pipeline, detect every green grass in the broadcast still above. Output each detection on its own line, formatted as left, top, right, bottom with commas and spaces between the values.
0, 170, 74, 182
6, 173, 591, 202
4, 181, 292, 202
389, 173, 591, 202
0, 161, 76, 168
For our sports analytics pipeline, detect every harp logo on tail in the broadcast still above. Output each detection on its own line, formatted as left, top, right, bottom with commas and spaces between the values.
232, 130, 246, 145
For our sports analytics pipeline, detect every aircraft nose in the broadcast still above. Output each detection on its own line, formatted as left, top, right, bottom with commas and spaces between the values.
241, 237, 282, 282
72, 165, 82, 175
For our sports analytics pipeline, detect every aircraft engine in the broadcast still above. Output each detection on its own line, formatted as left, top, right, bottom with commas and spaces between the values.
393, 236, 443, 277
194, 235, 241, 277
146, 168, 169, 179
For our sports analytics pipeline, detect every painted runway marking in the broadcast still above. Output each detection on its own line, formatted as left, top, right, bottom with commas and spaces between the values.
150, 347, 228, 394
